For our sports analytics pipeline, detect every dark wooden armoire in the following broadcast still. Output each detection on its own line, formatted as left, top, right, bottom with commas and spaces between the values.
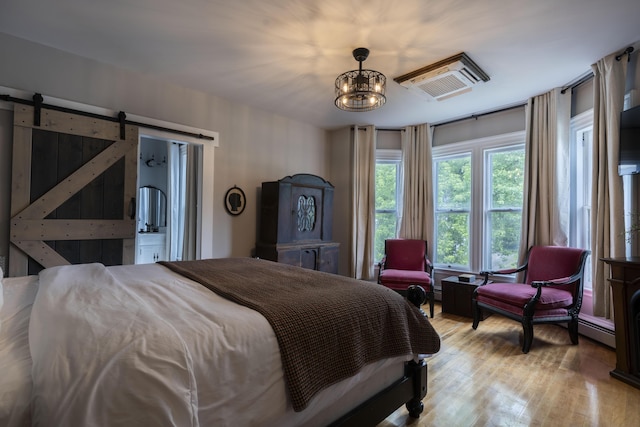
256, 174, 339, 274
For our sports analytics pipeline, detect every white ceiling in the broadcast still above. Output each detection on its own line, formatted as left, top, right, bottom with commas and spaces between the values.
1, 0, 639, 130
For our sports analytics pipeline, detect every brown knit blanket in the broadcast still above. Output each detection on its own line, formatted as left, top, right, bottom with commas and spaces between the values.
159, 257, 441, 412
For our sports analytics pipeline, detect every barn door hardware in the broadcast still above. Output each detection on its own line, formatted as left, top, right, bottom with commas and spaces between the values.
118, 111, 127, 140
33, 93, 43, 126
1, 93, 216, 141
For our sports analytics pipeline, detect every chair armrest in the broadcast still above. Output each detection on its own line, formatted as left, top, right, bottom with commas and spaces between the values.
530, 275, 576, 288
478, 266, 523, 285
526, 272, 585, 312
480, 266, 524, 276
479, 262, 528, 282
377, 257, 386, 284
424, 256, 433, 275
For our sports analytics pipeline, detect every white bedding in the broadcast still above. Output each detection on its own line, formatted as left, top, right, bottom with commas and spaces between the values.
0, 274, 38, 427
14, 262, 412, 427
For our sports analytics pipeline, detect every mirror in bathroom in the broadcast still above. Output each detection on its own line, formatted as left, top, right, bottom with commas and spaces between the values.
138, 186, 167, 232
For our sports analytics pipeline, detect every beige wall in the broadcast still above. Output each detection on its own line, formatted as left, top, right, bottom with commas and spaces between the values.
328, 127, 352, 276
0, 33, 329, 263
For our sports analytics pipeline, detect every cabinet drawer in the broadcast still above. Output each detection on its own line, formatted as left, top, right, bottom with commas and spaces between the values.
300, 248, 319, 270
277, 249, 302, 267
138, 232, 166, 246
256, 243, 339, 274
318, 245, 339, 273
137, 232, 166, 263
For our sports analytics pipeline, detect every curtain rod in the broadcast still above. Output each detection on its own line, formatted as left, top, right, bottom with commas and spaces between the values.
431, 103, 526, 128
351, 103, 526, 131
559, 45, 634, 94
616, 46, 634, 62
350, 126, 403, 131
0, 93, 216, 141
561, 72, 594, 94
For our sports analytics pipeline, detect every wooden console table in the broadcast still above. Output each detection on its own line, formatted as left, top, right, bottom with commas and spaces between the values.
602, 257, 640, 390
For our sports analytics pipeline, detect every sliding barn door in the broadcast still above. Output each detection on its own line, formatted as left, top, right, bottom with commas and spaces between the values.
9, 105, 138, 276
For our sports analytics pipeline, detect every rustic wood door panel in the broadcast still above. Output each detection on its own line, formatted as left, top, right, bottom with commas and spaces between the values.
9, 105, 138, 276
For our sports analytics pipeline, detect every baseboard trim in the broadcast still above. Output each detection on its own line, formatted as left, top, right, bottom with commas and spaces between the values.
579, 318, 616, 349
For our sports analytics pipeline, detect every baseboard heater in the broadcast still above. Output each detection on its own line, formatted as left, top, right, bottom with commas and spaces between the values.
578, 318, 616, 349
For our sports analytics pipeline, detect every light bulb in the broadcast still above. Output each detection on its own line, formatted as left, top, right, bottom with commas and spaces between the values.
374, 76, 382, 93
341, 77, 349, 93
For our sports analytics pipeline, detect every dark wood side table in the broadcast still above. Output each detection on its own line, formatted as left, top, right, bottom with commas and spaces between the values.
602, 257, 640, 390
441, 276, 491, 319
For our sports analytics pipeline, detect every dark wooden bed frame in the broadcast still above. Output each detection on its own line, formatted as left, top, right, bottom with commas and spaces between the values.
329, 286, 429, 426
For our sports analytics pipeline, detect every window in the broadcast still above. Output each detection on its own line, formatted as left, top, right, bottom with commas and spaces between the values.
433, 133, 525, 272
374, 150, 402, 262
484, 147, 525, 270
622, 94, 637, 258
569, 110, 593, 290
434, 154, 471, 269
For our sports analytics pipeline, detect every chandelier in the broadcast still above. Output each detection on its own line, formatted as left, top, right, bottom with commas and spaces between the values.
334, 47, 386, 112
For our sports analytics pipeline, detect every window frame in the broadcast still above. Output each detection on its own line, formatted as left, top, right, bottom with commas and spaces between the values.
433, 152, 473, 270
374, 149, 403, 263
569, 109, 593, 291
432, 131, 525, 273
482, 145, 526, 270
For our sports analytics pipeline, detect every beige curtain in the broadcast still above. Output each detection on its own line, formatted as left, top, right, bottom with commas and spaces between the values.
591, 52, 628, 318
350, 126, 376, 280
398, 124, 434, 259
518, 88, 570, 265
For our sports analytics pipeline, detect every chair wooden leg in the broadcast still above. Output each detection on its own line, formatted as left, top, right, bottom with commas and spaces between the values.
472, 300, 481, 329
427, 289, 434, 318
568, 317, 579, 345
522, 317, 534, 353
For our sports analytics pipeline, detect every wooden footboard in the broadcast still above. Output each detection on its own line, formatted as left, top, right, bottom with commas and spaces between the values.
328, 358, 427, 426
329, 285, 430, 426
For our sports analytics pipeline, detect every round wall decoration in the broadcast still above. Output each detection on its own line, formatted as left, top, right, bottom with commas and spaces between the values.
224, 186, 246, 216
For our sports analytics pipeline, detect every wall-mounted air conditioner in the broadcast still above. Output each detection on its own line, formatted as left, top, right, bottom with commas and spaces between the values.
394, 52, 490, 101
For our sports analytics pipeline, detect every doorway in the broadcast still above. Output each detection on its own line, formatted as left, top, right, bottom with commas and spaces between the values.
136, 130, 211, 264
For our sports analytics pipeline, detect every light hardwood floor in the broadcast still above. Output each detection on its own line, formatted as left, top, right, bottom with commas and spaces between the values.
379, 302, 640, 427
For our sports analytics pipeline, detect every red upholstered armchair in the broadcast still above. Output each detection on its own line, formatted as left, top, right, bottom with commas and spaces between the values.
378, 239, 434, 318
472, 245, 590, 353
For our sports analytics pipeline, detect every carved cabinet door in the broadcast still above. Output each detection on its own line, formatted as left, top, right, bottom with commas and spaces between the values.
290, 185, 323, 242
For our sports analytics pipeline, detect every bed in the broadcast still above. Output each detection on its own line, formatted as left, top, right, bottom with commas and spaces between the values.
0, 257, 440, 427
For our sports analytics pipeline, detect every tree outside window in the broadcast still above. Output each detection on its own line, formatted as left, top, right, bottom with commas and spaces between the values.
484, 147, 525, 270
434, 154, 471, 268
375, 160, 400, 262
